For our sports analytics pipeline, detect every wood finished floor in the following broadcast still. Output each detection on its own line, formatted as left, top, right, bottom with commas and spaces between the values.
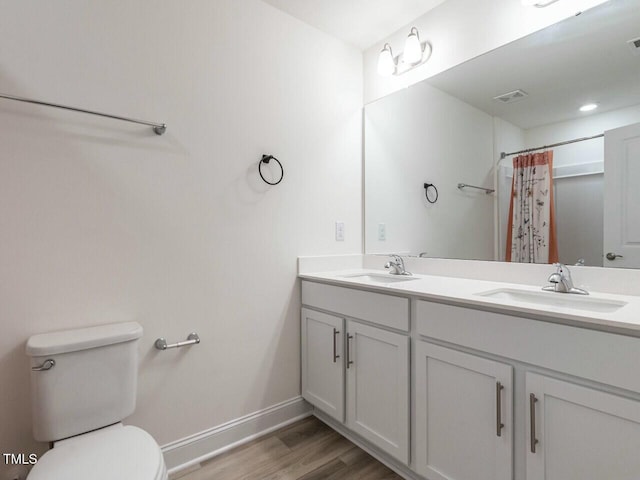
171, 416, 403, 480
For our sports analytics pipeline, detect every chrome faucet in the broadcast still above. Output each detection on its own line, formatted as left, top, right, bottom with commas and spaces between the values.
385, 254, 412, 276
543, 263, 588, 295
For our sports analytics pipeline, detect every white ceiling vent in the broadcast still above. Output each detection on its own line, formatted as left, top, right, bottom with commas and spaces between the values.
493, 89, 529, 104
628, 37, 640, 55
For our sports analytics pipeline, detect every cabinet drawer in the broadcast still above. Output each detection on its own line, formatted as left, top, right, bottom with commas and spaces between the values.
416, 300, 640, 394
302, 281, 409, 331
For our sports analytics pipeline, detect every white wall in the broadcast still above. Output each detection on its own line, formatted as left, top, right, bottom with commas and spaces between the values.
554, 174, 604, 266
362, 0, 609, 104
365, 80, 494, 260
0, 0, 362, 475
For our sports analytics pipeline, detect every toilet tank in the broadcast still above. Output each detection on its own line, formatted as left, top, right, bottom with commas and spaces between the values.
26, 322, 143, 442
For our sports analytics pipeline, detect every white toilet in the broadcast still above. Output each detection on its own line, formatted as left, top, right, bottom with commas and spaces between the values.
25, 322, 167, 480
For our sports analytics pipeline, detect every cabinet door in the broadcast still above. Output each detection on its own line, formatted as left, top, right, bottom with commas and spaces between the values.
301, 308, 344, 422
415, 342, 513, 480
346, 320, 409, 463
526, 373, 640, 480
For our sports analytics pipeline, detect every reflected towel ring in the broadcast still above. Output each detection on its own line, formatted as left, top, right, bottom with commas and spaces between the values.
423, 183, 438, 203
259, 154, 284, 185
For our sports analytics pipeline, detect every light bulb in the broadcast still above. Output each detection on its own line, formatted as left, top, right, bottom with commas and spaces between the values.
403, 27, 423, 65
377, 43, 396, 76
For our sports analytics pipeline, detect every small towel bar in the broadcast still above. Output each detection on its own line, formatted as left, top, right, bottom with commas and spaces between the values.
155, 333, 200, 350
457, 183, 495, 194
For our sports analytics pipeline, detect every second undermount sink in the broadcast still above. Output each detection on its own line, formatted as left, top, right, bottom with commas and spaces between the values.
476, 288, 627, 313
340, 273, 419, 284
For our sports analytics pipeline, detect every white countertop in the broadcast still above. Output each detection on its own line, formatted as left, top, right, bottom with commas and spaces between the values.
299, 269, 640, 336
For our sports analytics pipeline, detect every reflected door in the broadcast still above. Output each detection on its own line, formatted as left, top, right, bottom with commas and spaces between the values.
604, 122, 640, 268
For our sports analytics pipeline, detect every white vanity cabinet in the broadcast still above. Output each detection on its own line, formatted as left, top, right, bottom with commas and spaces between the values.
415, 342, 513, 480
526, 373, 640, 480
301, 281, 410, 464
301, 278, 640, 480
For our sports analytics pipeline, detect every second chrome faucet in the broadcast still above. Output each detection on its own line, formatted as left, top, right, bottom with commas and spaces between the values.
543, 263, 588, 295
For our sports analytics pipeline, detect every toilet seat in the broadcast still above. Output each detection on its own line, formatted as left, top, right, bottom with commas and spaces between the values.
28, 424, 167, 480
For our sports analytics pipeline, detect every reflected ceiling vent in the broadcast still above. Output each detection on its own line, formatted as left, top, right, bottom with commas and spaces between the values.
493, 89, 529, 104
628, 37, 640, 55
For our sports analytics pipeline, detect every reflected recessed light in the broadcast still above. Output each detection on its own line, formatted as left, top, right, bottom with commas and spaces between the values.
579, 103, 598, 112
521, 0, 560, 6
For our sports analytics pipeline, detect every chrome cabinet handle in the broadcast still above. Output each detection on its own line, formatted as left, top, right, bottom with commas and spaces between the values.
606, 252, 623, 261
332, 328, 340, 363
530, 393, 539, 453
32, 359, 55, 371
346, 334, 354, 368
496, 382, 505, 437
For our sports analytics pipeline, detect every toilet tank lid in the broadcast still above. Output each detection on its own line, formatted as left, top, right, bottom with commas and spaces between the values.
26, 322, 143, 357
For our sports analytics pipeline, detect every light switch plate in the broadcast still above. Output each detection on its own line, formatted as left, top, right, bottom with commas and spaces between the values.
378, 223, 386, 241
335, 222, 345, 241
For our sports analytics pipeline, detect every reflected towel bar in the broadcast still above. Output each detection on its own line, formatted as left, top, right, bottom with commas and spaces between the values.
155, 333, 200, 350
0, 92, 167, 135
457, 183, 495, 194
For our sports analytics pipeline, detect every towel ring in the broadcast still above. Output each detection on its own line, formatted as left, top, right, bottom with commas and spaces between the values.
259, 154, 284, 185
423, 183, 438, 204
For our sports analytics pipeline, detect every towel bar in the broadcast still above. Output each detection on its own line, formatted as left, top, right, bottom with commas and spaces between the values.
0, 92, 167, 135
155, 333, 200, 350
457, 183, 495, 194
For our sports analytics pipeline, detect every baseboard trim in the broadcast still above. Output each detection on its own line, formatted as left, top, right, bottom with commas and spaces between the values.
313, 410, 423, 480
162, 396, 312, 475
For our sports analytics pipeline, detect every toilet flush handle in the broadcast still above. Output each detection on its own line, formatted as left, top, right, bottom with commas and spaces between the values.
32, 359, 56, 371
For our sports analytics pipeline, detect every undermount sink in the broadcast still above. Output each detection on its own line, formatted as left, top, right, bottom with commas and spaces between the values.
476, 288, 627, 313
340, 273, 419, 284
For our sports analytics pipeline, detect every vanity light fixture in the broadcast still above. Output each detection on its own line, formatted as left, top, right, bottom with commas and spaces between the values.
579, 103, 598, 112
377, 27, 432, 77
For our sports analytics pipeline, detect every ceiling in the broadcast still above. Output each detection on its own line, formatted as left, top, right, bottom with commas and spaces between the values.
426, 0, 640, 129
262, 0, 447, 50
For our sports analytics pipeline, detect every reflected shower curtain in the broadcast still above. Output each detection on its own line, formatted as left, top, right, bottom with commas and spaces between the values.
506, 151, 558, 264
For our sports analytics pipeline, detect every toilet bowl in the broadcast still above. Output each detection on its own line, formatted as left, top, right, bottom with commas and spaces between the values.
25, 322, 167, 480
28, 424, 166, 480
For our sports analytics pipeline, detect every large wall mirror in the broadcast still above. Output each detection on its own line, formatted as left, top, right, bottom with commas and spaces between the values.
364, 0, 640, 268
